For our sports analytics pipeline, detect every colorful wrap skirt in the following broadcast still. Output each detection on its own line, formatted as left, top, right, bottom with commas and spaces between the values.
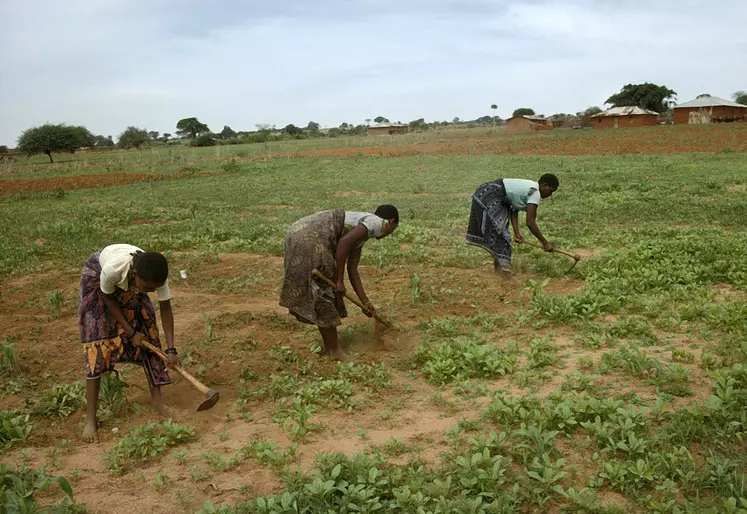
78, 252, 170, 388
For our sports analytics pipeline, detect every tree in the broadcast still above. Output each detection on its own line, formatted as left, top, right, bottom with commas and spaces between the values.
17, 123, 84, 162
373, 116, 389, 124
283, 124, 302, 136
696, 93, 712, 99
162, 133, 171, 143
339, 122, 349, 129
175, 117, 210, 139
408, 118, 428, 131
0, 145, 8, 154
118, 126, 149, 150
512, 108, 536, 117
192, 134, 215, 147
148, 131, 160, 141
255, 123, 272, 132
605, 83, 677, 113
220, 125, 237, 139
93, 135, 114, 147
69, 126, 95, 149
576, 106, 603, 127
733, 90, 747, 105
452, 117, 460, 124
306, 121, 320, 132
365, 118, 372, 125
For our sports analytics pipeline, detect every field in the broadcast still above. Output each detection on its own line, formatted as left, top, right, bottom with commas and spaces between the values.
1, 124, 747, 513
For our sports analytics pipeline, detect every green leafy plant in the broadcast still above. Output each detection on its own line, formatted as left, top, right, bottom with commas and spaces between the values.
34, 382, 85, 418
0, 463, 85, 512
104, 419, 196, 474
0, 410, 33, 451
414, 336, 512, 385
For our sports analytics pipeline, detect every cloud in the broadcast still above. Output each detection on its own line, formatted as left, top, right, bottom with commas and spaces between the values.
1, 0, 745, 145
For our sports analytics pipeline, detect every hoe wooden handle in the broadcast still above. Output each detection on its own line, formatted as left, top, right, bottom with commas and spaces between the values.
312, 269, 394, 329
517, 240, 581, 261
140, 340, 211, 395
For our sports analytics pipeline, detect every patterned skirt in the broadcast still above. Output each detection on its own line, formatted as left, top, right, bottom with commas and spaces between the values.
465, 180, 513, 271
78, 252, 170, 388
279, 210, 348, 328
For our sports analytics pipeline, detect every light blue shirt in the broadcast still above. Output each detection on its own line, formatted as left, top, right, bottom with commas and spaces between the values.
503, 179, 541, 211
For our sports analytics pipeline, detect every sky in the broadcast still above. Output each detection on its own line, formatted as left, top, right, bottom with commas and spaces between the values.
1, 0, 745, 146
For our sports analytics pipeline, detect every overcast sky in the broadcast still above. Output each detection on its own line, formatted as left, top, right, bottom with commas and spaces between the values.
1, 0, 745, 146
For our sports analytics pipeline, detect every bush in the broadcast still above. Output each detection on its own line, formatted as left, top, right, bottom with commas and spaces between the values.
118, 126, 149, 149
190, 134, 216, 147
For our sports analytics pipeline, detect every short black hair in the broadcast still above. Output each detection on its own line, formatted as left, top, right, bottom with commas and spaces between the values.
374, 204, 399, 223
539, 173, 559, 189
132, 251, 169, 285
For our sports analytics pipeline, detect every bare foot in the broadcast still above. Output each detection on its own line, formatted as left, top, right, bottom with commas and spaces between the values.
151, 386, 167, 416
153, 399, 167, 416
82, 422, 99, 443
329, 350, 354, 363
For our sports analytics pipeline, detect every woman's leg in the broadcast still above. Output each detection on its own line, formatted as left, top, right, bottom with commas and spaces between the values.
149, 382, 166, 415
494, 257, 512, 279
83, 377, 101, 443
318, 326, 352, 362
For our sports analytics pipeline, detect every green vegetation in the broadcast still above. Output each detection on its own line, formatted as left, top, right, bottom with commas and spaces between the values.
1, 126, 746, 511
104, 420, 196, 474
0, 463, 85, 512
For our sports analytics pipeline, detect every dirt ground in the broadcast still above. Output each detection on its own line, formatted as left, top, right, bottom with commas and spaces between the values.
0, 249, 718, 513
0, 252, 587, 512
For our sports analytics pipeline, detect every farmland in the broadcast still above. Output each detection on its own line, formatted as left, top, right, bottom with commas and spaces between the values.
1, 124, 746, 513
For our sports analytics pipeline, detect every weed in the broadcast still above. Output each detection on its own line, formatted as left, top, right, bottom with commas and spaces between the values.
203, 312, 213, 339
189, 463, 210, 482
48, 289, 65, 319
172, 449, 189, 465
153, 471, 169, 492
0, 340, 16, 376
268, 345, 299, 364
672, 348, 695, 364
98, 371, 131, 420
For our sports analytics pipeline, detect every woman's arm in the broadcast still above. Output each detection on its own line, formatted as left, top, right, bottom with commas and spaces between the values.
101, 291, 142, 345
159, 300, 178, 367
347, 248, 372, 311
510, 210, 523, 242
525, 204, 552, 250
335, 224, 368, 291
